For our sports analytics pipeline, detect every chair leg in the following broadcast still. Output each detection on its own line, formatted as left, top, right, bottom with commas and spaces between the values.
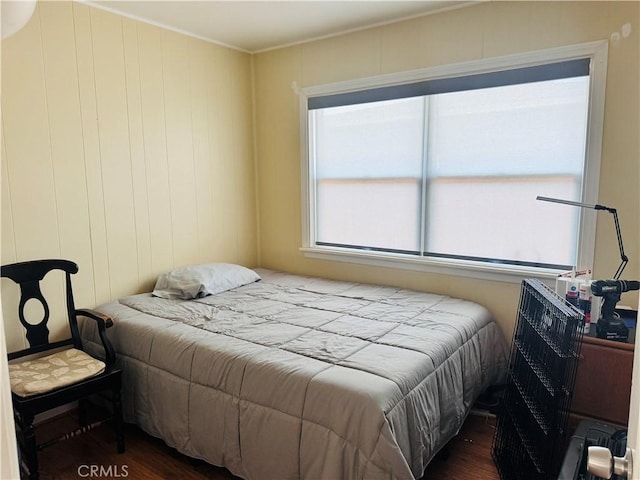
22, 416, 39, 480
113, 389, 125, 453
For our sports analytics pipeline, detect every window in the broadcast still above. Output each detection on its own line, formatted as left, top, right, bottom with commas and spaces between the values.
301, 43, 607, 281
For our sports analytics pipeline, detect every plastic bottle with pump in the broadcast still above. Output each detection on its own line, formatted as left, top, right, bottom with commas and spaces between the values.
566, 282, 580, 308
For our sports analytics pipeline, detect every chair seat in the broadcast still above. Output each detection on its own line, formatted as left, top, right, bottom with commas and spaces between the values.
9, 349, 106, 398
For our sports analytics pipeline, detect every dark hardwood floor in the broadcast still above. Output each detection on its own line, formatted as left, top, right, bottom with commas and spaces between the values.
421, 414, 499, 480
34, 411, 499, 479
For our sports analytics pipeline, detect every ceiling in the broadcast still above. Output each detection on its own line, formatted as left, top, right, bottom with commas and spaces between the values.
85, 1, 474, 53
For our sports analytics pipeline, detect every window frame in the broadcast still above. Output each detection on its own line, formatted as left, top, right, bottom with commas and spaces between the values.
299, 41, 608, 284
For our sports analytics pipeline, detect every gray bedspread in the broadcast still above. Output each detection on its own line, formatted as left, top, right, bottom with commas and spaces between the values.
81, 269, 507, 480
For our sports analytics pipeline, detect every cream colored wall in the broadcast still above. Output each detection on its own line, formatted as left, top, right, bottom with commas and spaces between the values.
1, 2, 257, 352
1, 1, 638, 351
254, 1, 640, 340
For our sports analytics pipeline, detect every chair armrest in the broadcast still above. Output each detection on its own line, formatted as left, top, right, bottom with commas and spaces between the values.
76, 308, 114, 328
76, 309, 116, 367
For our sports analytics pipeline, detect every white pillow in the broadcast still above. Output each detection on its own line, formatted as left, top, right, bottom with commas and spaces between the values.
152, 263, 260, 300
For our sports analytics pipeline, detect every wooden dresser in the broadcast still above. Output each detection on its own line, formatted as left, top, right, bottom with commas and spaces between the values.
570, 324, 635, 426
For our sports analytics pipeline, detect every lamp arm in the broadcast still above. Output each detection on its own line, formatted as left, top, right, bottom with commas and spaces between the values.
595, 205, 627, 279
611, 210, 628, 279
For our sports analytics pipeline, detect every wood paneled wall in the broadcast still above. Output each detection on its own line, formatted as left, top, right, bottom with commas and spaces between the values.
1, 2, 257, 352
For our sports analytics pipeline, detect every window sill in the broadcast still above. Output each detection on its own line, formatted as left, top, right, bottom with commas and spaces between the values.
300, 245, 562, 285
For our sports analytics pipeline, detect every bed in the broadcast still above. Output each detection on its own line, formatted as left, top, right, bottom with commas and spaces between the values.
80, 266, 507, 480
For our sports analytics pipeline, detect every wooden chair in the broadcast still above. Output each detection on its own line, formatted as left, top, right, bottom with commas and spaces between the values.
1, 259, 124, 480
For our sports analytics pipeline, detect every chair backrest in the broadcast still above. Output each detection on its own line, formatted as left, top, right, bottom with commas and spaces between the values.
1, 259, 82, 361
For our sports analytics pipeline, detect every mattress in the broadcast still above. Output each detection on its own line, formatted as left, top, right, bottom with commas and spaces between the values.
80, 268, 507, 480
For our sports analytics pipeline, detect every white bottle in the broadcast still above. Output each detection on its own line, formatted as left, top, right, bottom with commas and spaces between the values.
578, 282, 592, 334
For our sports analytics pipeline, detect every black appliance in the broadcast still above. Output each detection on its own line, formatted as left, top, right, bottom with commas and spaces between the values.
558, 419, 627, 480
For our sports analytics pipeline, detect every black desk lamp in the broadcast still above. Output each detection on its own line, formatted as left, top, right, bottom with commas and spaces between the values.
535, 196, 627, 279
536, 196, 638, 341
